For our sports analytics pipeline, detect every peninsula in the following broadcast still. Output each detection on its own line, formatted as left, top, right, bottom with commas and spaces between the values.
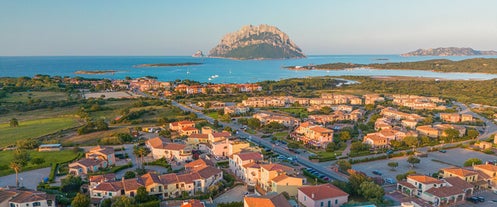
287, 58, 497, 74
402, 47, 497, 56
74, 70, 117, 74
133, 62, 202, 67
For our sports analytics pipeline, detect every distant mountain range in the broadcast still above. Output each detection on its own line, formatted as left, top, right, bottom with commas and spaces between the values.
208, 24, 305, 60
402, 47, 497, 56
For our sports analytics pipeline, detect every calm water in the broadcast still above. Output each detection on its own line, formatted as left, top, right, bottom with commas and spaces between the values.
1, 55, 497, 83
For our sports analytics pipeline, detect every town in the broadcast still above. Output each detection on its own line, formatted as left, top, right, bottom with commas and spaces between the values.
2, 76, 497, 207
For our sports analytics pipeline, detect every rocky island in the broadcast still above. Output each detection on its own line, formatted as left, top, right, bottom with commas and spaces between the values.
133, 62, 202, 67
402, 47, 497, 56
208, 24, 305, 60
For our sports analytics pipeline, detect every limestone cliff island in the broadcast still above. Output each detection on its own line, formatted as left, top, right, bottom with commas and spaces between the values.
208, 24, 306, 60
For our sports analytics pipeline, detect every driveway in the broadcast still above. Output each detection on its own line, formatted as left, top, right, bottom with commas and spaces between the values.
0, 167, 50, 189
214, 185, 247, 204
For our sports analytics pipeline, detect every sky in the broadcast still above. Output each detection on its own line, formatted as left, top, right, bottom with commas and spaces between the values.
1, 0, 497, 56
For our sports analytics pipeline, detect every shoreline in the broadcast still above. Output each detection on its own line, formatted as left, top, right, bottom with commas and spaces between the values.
133, 62, 203, 67
75, 70, 118, 75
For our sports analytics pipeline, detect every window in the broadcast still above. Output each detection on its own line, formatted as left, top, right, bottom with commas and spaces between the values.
328, 200, 331, 207
109, 192, 112, 196
97, 193, 101, 197
335, 199, 338, 204
10, 204, 15, 207
304, 196, 306, 201
47, 200, 52, 206
321, 201, 324, 206
33, 202, 41, 206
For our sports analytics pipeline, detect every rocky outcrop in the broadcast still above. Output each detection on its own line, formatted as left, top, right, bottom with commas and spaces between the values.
402, 47, 497, 56
208, 24, 305, 59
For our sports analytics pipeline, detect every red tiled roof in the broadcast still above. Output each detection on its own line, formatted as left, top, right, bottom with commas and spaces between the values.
89, 173, 116, 183
211, 132, 231, 137
147, 137, 165, 148
163, 143, 186, 151
197, 166, 222, 179
177, 173, 202, 184
442, 167, 478, 177
298, 183, 349, 200
159, 174, 179, 185
94, 181, 123, 192
244, 193, 292, 207
180, 199, 205, 207
474, 164, 497, 172
189, 134, 209, 139
9, 190, 54, 204
141, 173, 161, 186
73, 158, 104, 167
236, 152, 263, 161
260, 164, 293, 173
407, 175, 444, 185
182, 126, 198, 131
122, 178, 144, 191
185, 159, 208, 172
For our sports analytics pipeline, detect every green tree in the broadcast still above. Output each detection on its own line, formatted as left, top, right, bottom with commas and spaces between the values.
9, 161, 22, 187
61, 175, 83, 192
464, 158, 482, 167
10, 118, 19, 127
336, 160, 352, 172
403, 136, 418, 148
325, 142, 336, 152
111, 196, 135, 207
389, 140, 403, 149
13, 149, 31, 166
124, 171, 136, 179
339, 131, 351, 141
247, 118, 261, 129
135, 186, 153, 204
387, 162, 398, 171
159, 129, 171, 137
443, 128, 460, 142
133, 146, 151, 168
359, 181, 385, 203
407, 156, 420, 168
71, 193, 90, 207
467, 129, 479, 139
348, 171, 371, 196
101, 198, 112, 207
31, 157, 45, 165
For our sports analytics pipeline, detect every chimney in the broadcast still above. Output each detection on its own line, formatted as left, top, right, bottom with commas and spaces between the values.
312, 193, 315, 199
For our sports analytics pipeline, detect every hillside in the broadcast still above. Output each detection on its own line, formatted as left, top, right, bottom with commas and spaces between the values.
208, 24, 305, 60
402, 47, 497, 56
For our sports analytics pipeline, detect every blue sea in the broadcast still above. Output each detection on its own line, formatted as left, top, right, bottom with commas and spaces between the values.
1, 55, 497, 83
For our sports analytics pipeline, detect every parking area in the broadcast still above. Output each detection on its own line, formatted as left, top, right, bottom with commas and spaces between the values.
455, 190, 497, 207
352, 148, 497, 183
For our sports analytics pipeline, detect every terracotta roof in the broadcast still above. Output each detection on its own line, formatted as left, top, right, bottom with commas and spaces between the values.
243, 162, 260, 169
0, 190, 17, 204
260, 164, 293, 173
244, 193, 292, 207
159, 173, 179, 185
182, 126, 198, 131
236, 152, 263, 161
89, 173, 116, 183
147, 137, 165, 148
178, 121, 195, 125
72, 158, 104, 167
180, 199, 205, 207
185, 159, 208, 172
298, 183, 349, 200
9, 190, 54, 204
442, 167, 478, 177
197, 166, 222, 179
398, 181, 417, 189
141, 173, 161, 186
310, 126, 333, 133
163, 143, 187, 151
407, 175, 444, 185
211, 132, 231, 137
474, 164, 497, 172
177, 173, 202, 184
90, 146, 114, 155
189, 134, 209, 139
444, 177, 473, 189
93, 181, 123, 192
122, 178, 144, 191
425, 185, 465, 198
271, 174, 292, 183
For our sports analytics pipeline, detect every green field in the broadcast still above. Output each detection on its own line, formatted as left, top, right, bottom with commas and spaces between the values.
1, 91, 68, 103
0, 149, 80, 176
0, 117, 80, 147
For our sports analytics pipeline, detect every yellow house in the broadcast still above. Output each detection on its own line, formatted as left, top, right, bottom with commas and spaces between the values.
270, 174, 304, 197
441, 167, 478, 182
259, 164, 294, 192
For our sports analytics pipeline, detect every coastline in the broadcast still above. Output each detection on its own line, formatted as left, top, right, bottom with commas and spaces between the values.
75, 70, 117, 75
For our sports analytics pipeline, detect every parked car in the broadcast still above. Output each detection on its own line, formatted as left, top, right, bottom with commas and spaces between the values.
439, 150, 447, 153
372, 170, 382, 176
467, 196, 479, 203
477, 196, 485, 202
385, 178, 396, 184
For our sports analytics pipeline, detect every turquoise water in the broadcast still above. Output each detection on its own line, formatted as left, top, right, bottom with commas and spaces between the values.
1, 55, 497, 83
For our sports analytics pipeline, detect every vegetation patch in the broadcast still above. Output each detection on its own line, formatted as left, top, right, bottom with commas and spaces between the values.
0, 149, 79, 176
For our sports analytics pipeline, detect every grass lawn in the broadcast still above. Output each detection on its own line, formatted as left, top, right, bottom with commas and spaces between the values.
273, 132, 289, 139
0, 149, 80, 176
1, 91, 68, 103
0, 105, 80, 123
0, 117, 80, 147
206, 111, 219, 120
62, 127, 128, 146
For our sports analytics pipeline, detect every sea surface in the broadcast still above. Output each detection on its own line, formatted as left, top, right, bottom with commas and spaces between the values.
1, 55, 497, 83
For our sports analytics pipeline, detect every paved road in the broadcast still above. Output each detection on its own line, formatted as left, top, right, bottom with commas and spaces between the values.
454, 101, 497, 140
170, 100, 349, 182
213, 185, 247, 204
0, 167, 50, 189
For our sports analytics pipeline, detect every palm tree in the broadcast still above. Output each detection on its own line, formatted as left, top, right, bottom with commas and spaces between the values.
10, 161, 22, 187
133, 146, 150, 168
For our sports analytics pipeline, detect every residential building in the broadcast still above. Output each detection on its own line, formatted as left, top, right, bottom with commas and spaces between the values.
146, 137, 192, 162
86, 145, 116, 166
440, 113, 474, 123
253, 112, 299, 127
259, 164, 295, 192
244, 193, 292, 207
38, 144, 62, 152
416, 125, 440, 138
229, 152, 264, 185
298, 183, 349, 207
69, 158, 108, 176
228, 140, 250, 156
397, 175, 473, 206
270, 174, 304, 197
224, 106, 250, 115
0, 189, 56, 207
169, 121, 197, 135
294, 122, 333, 149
